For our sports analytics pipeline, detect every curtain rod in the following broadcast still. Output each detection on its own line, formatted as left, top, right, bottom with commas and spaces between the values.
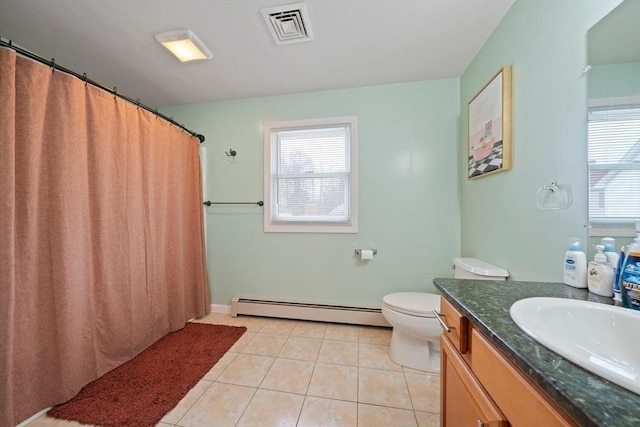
0, 38, 205, 143
203, 201, 264, 206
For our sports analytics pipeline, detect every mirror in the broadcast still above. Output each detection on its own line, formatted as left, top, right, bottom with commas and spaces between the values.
586, 0, 640, 257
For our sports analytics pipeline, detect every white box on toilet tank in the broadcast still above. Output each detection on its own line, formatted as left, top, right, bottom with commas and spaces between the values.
453, 257, 509, 280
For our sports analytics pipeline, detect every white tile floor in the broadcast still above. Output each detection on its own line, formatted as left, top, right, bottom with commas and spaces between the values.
27, 313, 440, 427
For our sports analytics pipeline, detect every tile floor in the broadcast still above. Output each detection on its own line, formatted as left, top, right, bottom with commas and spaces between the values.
27, 314, 440, 427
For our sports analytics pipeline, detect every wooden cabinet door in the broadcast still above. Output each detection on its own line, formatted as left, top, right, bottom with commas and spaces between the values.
471, 330, 577, 427
441, 335, 508, 427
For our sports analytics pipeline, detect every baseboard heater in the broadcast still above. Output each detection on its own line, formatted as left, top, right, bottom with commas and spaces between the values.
230, 297, 390, 327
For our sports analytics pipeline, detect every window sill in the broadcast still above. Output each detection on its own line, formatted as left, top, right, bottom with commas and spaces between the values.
264, 222, 357, 233
588, 221, 639, 237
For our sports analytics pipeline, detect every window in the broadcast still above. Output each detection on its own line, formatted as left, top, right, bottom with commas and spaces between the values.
587, 100, 640, 235
263, 116, 357, 233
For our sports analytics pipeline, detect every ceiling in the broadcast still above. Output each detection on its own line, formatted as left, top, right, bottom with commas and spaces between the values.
0, 0, 514, 107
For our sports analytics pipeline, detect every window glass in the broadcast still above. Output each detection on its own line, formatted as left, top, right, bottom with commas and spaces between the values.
587, 106, 640, 224
264, 117, 357, 233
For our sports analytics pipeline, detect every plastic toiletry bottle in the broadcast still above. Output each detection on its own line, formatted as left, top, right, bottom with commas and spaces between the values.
563, 237, 587, 288
587, 245, 614, 297
601, 237, 619, 270
620, 233, 640, 310
613, 246, 625, 302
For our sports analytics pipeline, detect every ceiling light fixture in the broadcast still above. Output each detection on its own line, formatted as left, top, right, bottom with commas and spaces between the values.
154, 29, 212, 62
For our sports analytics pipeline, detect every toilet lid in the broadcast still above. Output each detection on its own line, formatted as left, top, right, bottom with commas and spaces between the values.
383, 292, 440, 317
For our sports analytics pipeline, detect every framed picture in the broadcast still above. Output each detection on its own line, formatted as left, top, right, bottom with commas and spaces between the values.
467, 66, 512, 179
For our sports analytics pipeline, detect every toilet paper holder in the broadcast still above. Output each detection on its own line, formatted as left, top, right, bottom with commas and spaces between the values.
354, 249, 377, 256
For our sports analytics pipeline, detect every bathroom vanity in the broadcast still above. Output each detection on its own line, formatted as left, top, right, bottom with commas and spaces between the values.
433, 278, 640, 427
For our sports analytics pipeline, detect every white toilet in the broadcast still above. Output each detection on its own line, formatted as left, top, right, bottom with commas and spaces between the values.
381, 257, 508, 372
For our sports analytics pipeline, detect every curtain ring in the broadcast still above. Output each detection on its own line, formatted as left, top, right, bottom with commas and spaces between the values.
82, 73, 88, 87
50, 58, 55, 73
154, 108, 159, 119
135, 98, 141, 109
112, 87, 117, 99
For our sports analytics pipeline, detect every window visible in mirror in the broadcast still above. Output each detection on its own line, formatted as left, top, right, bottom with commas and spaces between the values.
587, 100, 640, 232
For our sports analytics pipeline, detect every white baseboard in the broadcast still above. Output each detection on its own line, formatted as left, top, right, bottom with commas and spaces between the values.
211, 304, 231, 314
230, 297, 390, 327
16, 407, 51, 427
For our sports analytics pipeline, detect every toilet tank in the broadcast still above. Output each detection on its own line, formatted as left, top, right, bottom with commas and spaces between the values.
453, 257, 509, 281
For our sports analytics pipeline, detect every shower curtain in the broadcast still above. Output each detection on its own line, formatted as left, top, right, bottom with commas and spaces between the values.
0, 47, 210, 425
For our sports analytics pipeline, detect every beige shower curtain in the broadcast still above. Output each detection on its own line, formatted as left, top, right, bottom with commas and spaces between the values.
0, 47, 210, 426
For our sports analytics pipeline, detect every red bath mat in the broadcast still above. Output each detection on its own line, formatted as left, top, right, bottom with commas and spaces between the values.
48, 322, 246, 426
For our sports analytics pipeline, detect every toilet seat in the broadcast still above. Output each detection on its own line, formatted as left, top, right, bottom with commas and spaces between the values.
383, 292, 440, 318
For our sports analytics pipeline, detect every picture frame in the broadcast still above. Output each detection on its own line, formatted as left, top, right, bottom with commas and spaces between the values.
467, 66, 512, 179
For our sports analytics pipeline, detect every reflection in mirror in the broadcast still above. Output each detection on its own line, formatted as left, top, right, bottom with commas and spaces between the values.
587, 0, 640, 257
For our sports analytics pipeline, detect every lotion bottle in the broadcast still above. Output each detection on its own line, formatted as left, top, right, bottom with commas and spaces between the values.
563, 237, 587, 289
587, 245, 614, 297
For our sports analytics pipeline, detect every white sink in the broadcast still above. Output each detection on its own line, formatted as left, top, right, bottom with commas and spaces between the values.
509, 297, 640, 395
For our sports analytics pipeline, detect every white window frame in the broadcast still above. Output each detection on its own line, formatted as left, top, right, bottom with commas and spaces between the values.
587, 96, 640, 237
263, 116, 358, 233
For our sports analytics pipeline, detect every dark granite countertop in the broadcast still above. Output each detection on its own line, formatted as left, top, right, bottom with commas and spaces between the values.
433, 278, 640, 427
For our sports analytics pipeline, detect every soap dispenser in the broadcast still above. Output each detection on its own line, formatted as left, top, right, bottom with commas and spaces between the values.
587, 245, 614, 297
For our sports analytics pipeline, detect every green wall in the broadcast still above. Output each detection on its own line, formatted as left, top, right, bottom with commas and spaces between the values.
164, 0, 626, 304
589, 61, 640, 99
163, 80, 461, 306
458, 0, 622, 281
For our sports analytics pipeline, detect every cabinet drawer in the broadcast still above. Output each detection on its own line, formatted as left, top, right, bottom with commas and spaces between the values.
441, 335, 507, 427
439, 296, 468, 353
471, 329, 577, 427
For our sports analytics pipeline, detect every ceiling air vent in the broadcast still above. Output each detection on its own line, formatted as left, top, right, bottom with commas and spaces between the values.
261, 2, 314, 45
